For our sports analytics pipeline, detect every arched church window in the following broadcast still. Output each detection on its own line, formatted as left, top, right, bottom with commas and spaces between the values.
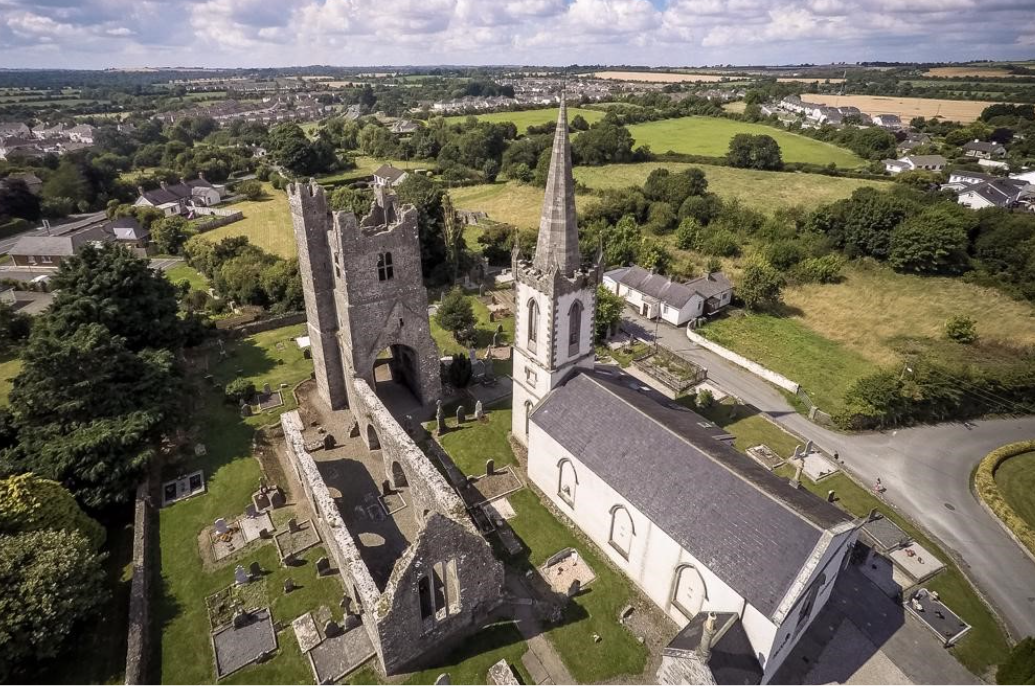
608, 504, 635, 559
524, 400, 533, 435
377, 252, 394, 281
557, 458, 577, 507
527, 298, 539, 352
568, 300, 582, 356
672, 564, 708, 618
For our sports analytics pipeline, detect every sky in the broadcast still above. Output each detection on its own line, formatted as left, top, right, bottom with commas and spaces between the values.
0, 0, 1033, 70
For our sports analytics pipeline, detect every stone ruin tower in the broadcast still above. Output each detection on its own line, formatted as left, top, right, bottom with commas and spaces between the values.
289, 181, 442, 415
511, 95, 601, 445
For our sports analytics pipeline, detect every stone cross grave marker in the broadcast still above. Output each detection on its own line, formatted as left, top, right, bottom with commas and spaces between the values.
234, 565, 249, 586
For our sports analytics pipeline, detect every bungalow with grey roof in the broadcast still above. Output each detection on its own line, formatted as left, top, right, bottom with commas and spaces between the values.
8, 223, 114, 269
963, 139, 1007, 159
956, 177, 1032, 210
133, 174, 224, 216
604, 265, 733, 325
883, 154, 946, 175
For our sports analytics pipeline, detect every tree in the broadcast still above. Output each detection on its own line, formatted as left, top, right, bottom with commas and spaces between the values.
0, 473, 104, 550
435, 288, 475, 341
150, 215, 193, 255
639, 238, 672, 273
358, 124, 398, 159
0, 179, 41, 222
224, 377, 256, 404
726, 134, 783, 170
571, 122, 636, 165
601, 215, 641, 267
944, 315, 978, 344
396, 174, 448, 282
0, 529, 107, 680
738, 260, 785, 311
889, 205, 973, 275
0, 302, 31, 355
47, 243, 183, 351
442, 194, 465, 282
236, 180, 265, 200
329, 186, 372, 216
996, 636, 1035, 685
595, 285, 624, 341
674, 217, 701, 250
570, 114, 590, 131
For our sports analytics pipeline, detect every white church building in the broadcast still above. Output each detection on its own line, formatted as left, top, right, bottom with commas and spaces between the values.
512, 100, 860, 684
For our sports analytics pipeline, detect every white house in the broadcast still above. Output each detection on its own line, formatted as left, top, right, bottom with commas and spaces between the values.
528, 369, 859, 684
963, 139, 1006, 159
956, 177, 1031, 210
872, 114, 902, 129
372, 164, 409, 189
883, 154, 947, 175
133, 175, 224, 217
603, 265, 733, 326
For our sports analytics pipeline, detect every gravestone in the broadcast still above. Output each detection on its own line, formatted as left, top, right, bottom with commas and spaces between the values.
269, 488, 286, 508
382, 479, 392, 496
486, 459, 495, 476
194, 443, 207, 456
323, 433, 336, 449
435, 674, 451, 685
491, 331, 499, 349
249, 561, 262, 578
436, 400, 446, 434
288, 517, 300, 533
456, 405, 466, 425
475, 400, 485, 420
234, 565, 249, 586
469, 347, 477, 362
245, 503, 258, 518
284, 577, 295, 594
324, 620, 341, 638
214, 517, 229, 535
263, 382, 272, 395
259, 528, 272, 539
282, 551, 295, 566
341, 596, 353, 614
232, 609, 250, 628
240, 404, 252, 418
804, 439, 814, 454
316, 556, 331, 576
568, 579, 581, 597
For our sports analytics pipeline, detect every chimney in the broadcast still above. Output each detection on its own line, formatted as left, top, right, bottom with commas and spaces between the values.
198, 171, 206, 181
698, 612, 717, 661
179, 177, 187, 186
159, 181, 168, 191
137, 186, 145, 197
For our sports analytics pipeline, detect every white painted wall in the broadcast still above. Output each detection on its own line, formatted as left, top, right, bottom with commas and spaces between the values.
957, 190, 995, 210
686, 328, 800, 393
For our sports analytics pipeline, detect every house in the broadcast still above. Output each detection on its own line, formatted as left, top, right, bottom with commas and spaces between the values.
133, 175, 224, 216
603, 265, 733, 326
8, 223, 114, 268
65, 124, 96, 145
956, 177, 1031, 210
873, 114, 902, 129
0, 122, 32, 139
372, 164, 409, 188
896, 131, 931, 153
0, 285, 54, 316
109, 217, 150, 248
527, 369, 859, 684
942, 170, 997, 192
1010, 170, 1035, 184
0, 137, 43, 161
963, 139, 1007, 159
389, 119, 421, 134
883, 154, 946, 175
0, 172, 43, 195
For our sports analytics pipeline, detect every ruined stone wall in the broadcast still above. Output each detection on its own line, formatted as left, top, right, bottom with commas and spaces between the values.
124, 480, 152, 685
288, 181, 348, 409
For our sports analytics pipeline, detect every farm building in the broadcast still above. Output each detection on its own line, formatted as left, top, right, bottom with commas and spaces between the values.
603, 265, 733, 325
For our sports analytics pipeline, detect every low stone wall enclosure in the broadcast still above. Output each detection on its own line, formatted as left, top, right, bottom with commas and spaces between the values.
685, 328, 800, 393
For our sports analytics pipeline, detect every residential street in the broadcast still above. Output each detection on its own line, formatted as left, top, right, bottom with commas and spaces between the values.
622, 310, 1035, 640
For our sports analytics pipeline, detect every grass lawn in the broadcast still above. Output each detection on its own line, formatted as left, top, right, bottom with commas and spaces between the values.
430, 292, 515, 357
154, 324, 319, 683
574, 162, 887, 215
433, 402, 516, 476
995, 450, 1035, 530
0, 356, 22, 405
443, 106, 606, 130
699, 313, 879, 416
626, 116, 866, 168
693, 399, 803, 458
202, 182, 296, 259
403, 621, 531, 685
774, 464, 1010, 675
599, 341, 650, 367
784, 263, 1035, 366
164, 263, 209, 292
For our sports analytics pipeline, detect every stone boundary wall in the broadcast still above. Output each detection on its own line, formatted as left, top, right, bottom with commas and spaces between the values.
974, 440, 1035, 564
193, 210, 244, 234
193, 205, 241, 218
124, 479, 153, 685
686, 328, 800, 394
219, 311, 306, 337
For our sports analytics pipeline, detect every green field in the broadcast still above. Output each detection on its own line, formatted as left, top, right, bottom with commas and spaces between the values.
995, 451, 1035, 530
627, 116, 867, 167
444, 106, 606, 130
574, 162, 886, 214
699, 313, 879, 415
202, 182, 296, 258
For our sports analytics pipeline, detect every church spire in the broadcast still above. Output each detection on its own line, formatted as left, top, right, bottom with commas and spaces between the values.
533, 94, 580, 275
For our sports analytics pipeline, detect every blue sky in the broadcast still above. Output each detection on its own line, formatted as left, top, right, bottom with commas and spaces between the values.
0, 0, 1033, 69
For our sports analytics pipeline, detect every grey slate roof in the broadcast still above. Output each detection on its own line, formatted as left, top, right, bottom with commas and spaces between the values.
963, 140, 1005, 154
532, 369, 850, 617
860, 514, 910, 552
10, 224, 112, 257
609, 265, 732, 309
373, 164, 408, 183
109, 217, 149, 241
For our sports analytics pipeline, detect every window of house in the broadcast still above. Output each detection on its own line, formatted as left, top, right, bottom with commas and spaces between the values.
557, 458, 577, 507
609, 505, 635, 559
527, 298, 539, 352
377, 251, 394, 281
568, 301, 582, 356
40, 255, 52, 264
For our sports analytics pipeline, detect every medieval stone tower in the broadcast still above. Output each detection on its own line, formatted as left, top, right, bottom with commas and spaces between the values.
511, 97, 601, 445
289, 181, 442, 416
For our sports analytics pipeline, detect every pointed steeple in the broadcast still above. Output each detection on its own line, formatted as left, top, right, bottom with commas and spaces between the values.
533, 95, 580, 275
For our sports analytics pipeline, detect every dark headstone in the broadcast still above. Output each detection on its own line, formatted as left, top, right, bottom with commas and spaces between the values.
322, 433, 336, 449
283, 577, 295, 594
568, 579, 581, 597
249, 561, 262, 578
232, 609, 250, 628
269, 489, 286, 508
323, 620, 341, 638
234, 565, 249, 586
485, 458, 495, 476
303, 347, 312, 360
382, 479, 392, 496
827, 490, 836, 502
316, 556, 331, 576
456, 405, 466, 425
288, 517, 300, 533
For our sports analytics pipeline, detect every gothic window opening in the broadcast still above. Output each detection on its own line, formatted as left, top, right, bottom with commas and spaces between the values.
446, 559, 461, 615
432, 562, 448, 621
377, 251, 394, 281
609, 505, 635, 559
672, 564, 707, 619
417, 575, 433, 620
524, 400, 533, 436
527, 298, 539, 352
557, 458, 577, 508
568, 300, 582, 356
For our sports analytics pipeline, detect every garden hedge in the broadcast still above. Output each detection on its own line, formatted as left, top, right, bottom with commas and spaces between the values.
975, 440, 1035, 558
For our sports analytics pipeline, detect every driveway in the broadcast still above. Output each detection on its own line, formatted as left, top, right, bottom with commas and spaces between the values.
621, 309, 1035, 639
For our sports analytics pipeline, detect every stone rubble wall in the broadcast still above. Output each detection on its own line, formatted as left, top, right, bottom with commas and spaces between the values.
124, 480, 153, 685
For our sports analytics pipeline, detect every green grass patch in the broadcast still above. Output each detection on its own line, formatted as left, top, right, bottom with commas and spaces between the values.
693, 399, 802, 458
403, 621, 531, 685
994, 450, 1035, 531
430, 292, 514, 357
443, 107, 606, 130
0, 355, 22, 406
626, 116, 866, 167
203, 183, 296, 259
598, 341, 650, 367
164, 264, 209, 291
698, 313, 879, 416
432, 401, 515, 476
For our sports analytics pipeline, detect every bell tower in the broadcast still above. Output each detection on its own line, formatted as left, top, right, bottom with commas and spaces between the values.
511, 96, 600, 445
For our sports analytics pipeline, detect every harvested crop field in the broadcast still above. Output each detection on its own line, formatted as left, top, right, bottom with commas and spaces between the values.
817, 94, 1006, 123
593, 71, 738, 83
924, 67, 1026, 78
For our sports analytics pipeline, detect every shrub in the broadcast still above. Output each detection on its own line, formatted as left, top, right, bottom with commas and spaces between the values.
236, 179, 265, 200
975, 441, 1035, 564
766, 240, 805, 272
944, 315, 978, 344
697, 388, 714, 408
792, 255, 844, 284
674, 217, 701, 250
701, 229, 740, 258
224, 377, 256, 404
436, 287, 476, 341
738, 260, 785, 311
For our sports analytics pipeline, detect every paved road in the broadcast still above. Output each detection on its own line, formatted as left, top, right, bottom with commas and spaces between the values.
622, 311, 1035, 639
